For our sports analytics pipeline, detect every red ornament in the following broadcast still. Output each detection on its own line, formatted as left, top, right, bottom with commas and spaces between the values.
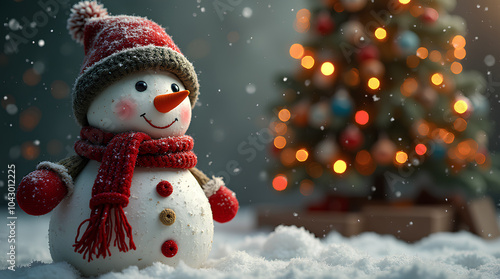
420, 8, 439, 24
315, 11, 335, 35
357, 45, 380, 62
339, 125, 364, 151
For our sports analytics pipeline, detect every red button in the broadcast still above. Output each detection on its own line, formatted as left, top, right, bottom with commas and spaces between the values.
161, 240, 178, 257
156, 180, 173, 197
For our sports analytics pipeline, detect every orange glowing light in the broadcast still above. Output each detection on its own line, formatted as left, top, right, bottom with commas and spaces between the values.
431, 73, 444, 86
299, 179, 314, 196
401, 78, 418, 97
333, 160, 347, 174
274, 136, 286, 149
453, 118, 467, 132
452, 35, 466, 48
301, 55, 315, 69
296, 8, 311, 20
399, 0, 411, 4
321, 62, 335, 76
416, 47, 428, 59
395, 151, 408, 164
296, 148, 309, 162
415, 144, 427, 155
457, 141, 472, 156
407, 55, 420, 68
289, 43, 305, 59
274, 122, 288, 135
368, 77, 380, 90
475, 153, 486, 165
454, 100, 468, 114
280, 148, 296, 166
344, 68, 360, 87
454, 48, 466, 60
374, 28, 387, 40
278, 109, 291, 122
355, 110, 369, 125
429, 50, 442, 62
451, 62, 463, 74
272, 175, 288, 191
442, 131, 455, 144
356, 150, 372, 165
417, 122, 430, 136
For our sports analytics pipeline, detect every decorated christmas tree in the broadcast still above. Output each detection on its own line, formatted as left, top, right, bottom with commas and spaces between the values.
271, 0, 498, 199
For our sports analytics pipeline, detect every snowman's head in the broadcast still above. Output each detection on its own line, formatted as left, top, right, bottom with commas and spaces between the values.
87, 70, 192, 138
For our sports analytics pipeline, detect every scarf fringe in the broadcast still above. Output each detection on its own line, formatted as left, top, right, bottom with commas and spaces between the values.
74, 205, 136, 261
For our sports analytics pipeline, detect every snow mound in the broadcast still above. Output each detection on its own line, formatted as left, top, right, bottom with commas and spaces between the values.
1, 209, 499, 279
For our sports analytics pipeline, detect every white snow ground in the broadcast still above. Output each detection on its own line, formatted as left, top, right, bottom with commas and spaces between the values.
1, 208, 500, 279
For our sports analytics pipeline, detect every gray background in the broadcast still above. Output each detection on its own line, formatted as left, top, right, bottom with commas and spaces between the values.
1, 0, 500, 207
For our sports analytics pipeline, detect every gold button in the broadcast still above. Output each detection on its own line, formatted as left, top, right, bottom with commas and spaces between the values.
159, 208, 176, 226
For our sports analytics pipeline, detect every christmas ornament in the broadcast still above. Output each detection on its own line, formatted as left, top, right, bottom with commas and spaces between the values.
371, 136, 397, 165
420, 7, 439, 24
17, 2, 238, 276
360, 59, 385, 79
357, 45, 380, 62
341, 20, 366, 45
340, 0, 368, 12
396, 30, 420, 55
315, 11, 335, 35
339, 125, 364, 151
331, 88, 353, 117
292, 100, 310, 127
416, 87, 438, 108
470, 93, 489, 117
315, 137, 338, 164
309, 101, 332, 128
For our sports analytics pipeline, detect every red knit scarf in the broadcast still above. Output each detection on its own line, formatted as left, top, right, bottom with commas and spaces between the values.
73, 126, 197, 261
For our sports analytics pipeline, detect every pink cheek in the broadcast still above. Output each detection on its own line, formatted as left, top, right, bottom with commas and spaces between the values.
113, 98, 137, 120
180, 105, 191, 126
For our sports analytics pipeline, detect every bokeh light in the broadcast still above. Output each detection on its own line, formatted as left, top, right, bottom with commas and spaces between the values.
368, 77, 380, 90
290, 43, 304, 59
272, 175, 288, 191
415, 144, 427, 155
279, 109, 291, 122
321, 62, 335, 76
355, 110, 369, 125
431, 73, 444, 86
333, 159, 347, 174
301, 55, 315, 69
454, 100, 468, 114
374, 28, 387, 40
274, 136, 286, 149
296, 148, 309, 162
395, 151, 408, 164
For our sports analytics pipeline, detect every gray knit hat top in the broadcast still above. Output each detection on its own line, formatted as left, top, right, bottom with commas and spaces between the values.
67, 1, 199, 126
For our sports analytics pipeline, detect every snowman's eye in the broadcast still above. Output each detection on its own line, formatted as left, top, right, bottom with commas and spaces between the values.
135, 81, 147, 92
171, 83, 180, 93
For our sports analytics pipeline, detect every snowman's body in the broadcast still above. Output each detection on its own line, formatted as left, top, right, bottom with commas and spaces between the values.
50, 161, 213, 276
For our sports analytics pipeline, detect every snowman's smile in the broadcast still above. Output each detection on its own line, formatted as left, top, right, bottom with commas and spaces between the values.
140, 113, 177, 129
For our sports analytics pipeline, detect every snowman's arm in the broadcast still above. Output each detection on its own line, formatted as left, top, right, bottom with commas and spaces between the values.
189, 167, 239, 223
17, 155, 88, 216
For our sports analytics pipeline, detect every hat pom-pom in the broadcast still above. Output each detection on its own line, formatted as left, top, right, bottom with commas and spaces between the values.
67, 1, 108, 44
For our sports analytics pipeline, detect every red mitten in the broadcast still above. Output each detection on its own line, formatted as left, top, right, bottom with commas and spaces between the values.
17, 169, 68, 216
208, 185, 239, 223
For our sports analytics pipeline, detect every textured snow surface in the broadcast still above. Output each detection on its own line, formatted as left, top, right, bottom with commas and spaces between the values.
1, 208, 500, 279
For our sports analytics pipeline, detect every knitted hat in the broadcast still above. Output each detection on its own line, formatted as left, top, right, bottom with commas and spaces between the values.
67, 1, 199, 126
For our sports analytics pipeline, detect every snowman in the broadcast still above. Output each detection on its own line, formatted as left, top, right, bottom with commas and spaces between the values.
17, 2, 238, 276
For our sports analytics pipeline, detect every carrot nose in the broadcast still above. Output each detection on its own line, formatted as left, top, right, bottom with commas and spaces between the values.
154, 90, 190, 113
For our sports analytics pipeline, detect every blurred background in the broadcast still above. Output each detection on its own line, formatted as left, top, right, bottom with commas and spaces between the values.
1, 0, 500, 208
